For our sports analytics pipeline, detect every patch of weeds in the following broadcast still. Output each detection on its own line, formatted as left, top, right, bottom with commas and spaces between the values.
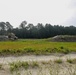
60, 46, 64, 49
51, 48, 58, 53
31, 61, 39, 68
54, 59, 63, 64
35, 51, 40, 55
59, 46, 70, 54
0, 64, 2, 69
35, 50, 43, 55
10, 66, 16, 73
21, 62, 29, 69
62, 48, 70, 54
73, 59, 76, 64
9, 61, 29, 73
10, 61, 40, 72
9, 62, 19, 72
0, 50, 3, 55
67, 59, 73, 64
67, 59, 76, 64
44, 48, 51, 52
24, 48, 35, 53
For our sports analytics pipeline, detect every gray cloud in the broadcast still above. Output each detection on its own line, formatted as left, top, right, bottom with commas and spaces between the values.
70, 0, 76, 8
64, 0, 76, 26
65, 15, 76, 26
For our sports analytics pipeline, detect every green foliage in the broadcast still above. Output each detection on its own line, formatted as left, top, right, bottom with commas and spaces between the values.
62, 49, 70, 54
67, 59, 73, 64
54, 59, 63, 64
9, 61, 29, 72
60, 46, 64, 49
8, 60, 76, 75
67, 59, 76, 64
24, 48, 35, 53
0, 64, 2, 69
31, 61, 39, 68
1, 21, 76, 39
21, 62, 29, 69
9, 61, 40, 73
0, 40, 76, 55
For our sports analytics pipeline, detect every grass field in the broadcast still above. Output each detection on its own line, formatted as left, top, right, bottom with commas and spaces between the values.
0, 39, 76, 75
0, 39, 76, 55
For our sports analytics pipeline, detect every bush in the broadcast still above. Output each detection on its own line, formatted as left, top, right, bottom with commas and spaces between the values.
54, 59, 63, 64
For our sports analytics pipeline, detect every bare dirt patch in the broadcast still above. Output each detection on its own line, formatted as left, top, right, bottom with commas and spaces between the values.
0, 53, 76, 64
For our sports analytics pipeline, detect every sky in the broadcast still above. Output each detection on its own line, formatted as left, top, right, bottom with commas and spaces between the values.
0, 0, 75, 27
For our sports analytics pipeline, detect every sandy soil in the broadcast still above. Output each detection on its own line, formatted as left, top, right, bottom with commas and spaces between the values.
0, 53, 76, 75
0, 53, 76, 64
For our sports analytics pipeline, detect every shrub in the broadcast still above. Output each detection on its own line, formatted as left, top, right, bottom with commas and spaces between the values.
60, 46, 64, 49
54, 59, 63, 64
21, 62, 29, 69
31, 61, 39, 68
67, 59, 76, 64
67, 59, 73, 63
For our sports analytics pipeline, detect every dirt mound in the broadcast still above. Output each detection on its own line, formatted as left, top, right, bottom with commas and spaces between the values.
51, 35, 76, 42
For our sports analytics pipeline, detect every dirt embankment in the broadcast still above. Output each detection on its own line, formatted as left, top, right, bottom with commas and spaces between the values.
51, 35, 76, 42
0, 53, 76, 75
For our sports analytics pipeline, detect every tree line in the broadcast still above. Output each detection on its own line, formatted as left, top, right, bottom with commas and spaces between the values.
0, 21, 76, 39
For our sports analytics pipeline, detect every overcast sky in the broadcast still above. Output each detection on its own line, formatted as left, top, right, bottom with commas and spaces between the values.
0, 0, 76, 27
